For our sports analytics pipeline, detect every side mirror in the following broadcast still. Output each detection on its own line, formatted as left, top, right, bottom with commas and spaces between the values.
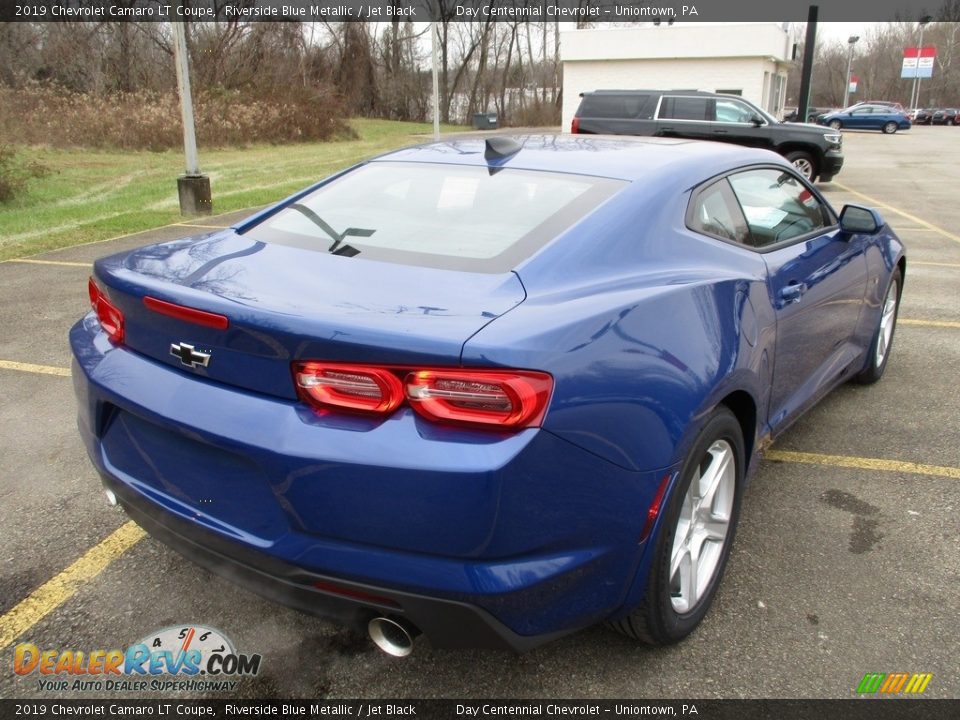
839, 204, 884, 234
750, 114, 765, 127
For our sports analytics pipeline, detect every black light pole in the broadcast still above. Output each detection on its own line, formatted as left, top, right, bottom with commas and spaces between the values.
796, 6, 818, 124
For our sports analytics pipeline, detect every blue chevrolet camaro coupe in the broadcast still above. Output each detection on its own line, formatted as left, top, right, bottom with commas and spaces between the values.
72, 136, 905, 655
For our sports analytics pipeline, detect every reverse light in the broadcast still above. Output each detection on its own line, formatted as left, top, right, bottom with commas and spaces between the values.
88, 277, 125, 345
406, 370, 552, 429
293, 362, 553, 430
295, 362, 405, 414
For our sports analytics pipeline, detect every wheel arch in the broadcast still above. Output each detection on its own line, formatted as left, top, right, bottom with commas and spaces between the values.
718, 389, 757, 474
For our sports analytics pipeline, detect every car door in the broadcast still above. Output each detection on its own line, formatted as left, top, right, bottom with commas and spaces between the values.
655, 95, 716, 141
711, 97, 771, 150
726, 167, 869, 430
846, 107, 873, 129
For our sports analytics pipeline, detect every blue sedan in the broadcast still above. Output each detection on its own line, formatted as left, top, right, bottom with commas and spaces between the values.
71, 136, 905, 654
818, 104, 912, 133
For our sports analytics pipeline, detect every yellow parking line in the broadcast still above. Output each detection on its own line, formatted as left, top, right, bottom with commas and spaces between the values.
0, 360, 71, 377
7, 258, 90, 268
911, 261, 960, 268
173, 223, 230, 230
899, 318, 960, 329
766, 450, 960, 481
833, 182, 960, 246
0, 522, 146, 648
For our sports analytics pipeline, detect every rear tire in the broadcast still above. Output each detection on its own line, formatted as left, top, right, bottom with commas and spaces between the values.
882, 121, 898, 134
610, 407, 744, 645
785, 151, 816, 181
856, 269, 902, 384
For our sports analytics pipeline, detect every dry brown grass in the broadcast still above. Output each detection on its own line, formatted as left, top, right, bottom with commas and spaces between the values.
1, 84, 354, 150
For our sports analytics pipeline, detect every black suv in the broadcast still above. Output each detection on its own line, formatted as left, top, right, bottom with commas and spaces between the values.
572, 90, 844, 182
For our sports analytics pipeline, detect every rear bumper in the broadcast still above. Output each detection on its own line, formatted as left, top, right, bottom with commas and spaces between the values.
102, 472, 560, 651
71, 316, 671, 649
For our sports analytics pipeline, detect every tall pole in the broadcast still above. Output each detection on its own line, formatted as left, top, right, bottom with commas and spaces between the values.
172, 17, 200, 177
431, 22, 440, 141
171, 12, 211, 215
796, 6, 818, 125
842, 35, 859, 109
910, 17, 933, 109
913, 22, 928, 108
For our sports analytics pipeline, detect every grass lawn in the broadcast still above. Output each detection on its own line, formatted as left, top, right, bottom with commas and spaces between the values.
0, 119, 462, 261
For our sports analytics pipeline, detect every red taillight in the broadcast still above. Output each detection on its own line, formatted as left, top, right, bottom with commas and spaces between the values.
295, 362, 405, 414
293, 363, 553, 430
571, 117, 580, 134
144, 296, 229, 330
406, 369, 552, 429
88, 277, 125, 345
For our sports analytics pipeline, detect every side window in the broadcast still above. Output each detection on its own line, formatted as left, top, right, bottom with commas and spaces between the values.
659, 97, 712, 121
688, 180, 751, 245
727, 168, 830, 247
580, 94, 649, 119
715, 99, 757, 124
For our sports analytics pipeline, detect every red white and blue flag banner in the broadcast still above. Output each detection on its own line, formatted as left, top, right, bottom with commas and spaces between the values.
902, 47, 936, 79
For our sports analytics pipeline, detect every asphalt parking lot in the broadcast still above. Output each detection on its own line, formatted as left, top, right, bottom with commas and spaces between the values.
1, 126, 958, 701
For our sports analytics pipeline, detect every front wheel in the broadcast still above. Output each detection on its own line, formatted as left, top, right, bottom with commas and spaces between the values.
610, 407, 744, 645
829, 119, 842, 130
882, 121, 898, 134
785, 150, 816, 181
856, 269, 902, 384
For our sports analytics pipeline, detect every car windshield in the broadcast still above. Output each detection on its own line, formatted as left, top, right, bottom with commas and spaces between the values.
243, 162, 625, 272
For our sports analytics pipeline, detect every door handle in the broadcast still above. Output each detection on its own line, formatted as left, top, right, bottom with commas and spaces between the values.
780, 282, 807, 304
714, 129, 729, 134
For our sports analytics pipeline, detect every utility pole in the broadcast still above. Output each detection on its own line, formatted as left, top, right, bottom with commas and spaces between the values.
842, 35, 859, 110
171, 13, 211, 215
431, 21, 440, 141
910, 16, 933, 109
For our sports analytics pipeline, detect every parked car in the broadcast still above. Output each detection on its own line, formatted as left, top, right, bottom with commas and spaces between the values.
782, 105, 831, 123
848, 100, 906, 113
913, 108, 935, 125
72, 136, 904, 654
572, 90, 844, 182
818, 104, 912, 133
932, 108, 960, 125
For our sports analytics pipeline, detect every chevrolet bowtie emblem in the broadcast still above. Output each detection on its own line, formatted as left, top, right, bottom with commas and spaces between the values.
170, 342, 211, 369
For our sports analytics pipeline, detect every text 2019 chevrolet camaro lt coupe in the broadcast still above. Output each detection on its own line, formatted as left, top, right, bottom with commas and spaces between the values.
72, 136, 904, 655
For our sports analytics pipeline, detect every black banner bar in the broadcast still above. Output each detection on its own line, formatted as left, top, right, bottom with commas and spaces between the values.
0, 0, 954, 23
1, 699, 959, 720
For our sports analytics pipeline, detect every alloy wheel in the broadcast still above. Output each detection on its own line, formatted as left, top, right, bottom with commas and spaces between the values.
669, 440, 736, 614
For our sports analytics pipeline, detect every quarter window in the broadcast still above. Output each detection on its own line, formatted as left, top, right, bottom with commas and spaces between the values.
727, 169, 831, 247
689, 180, 750, 244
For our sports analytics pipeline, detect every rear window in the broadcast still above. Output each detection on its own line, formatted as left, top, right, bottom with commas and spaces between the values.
578, 94, 652, 119
243, 162, 625, 273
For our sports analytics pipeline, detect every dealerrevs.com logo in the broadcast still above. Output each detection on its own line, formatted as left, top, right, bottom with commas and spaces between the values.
14, 625, 262, 693
857, 672, 933, 695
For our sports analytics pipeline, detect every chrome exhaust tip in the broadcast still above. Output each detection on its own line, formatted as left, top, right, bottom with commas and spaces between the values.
104, 489, 118, 507
367, 617, 419, 657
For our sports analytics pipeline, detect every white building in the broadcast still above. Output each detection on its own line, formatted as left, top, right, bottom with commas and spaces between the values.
560, 24, 793, 130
